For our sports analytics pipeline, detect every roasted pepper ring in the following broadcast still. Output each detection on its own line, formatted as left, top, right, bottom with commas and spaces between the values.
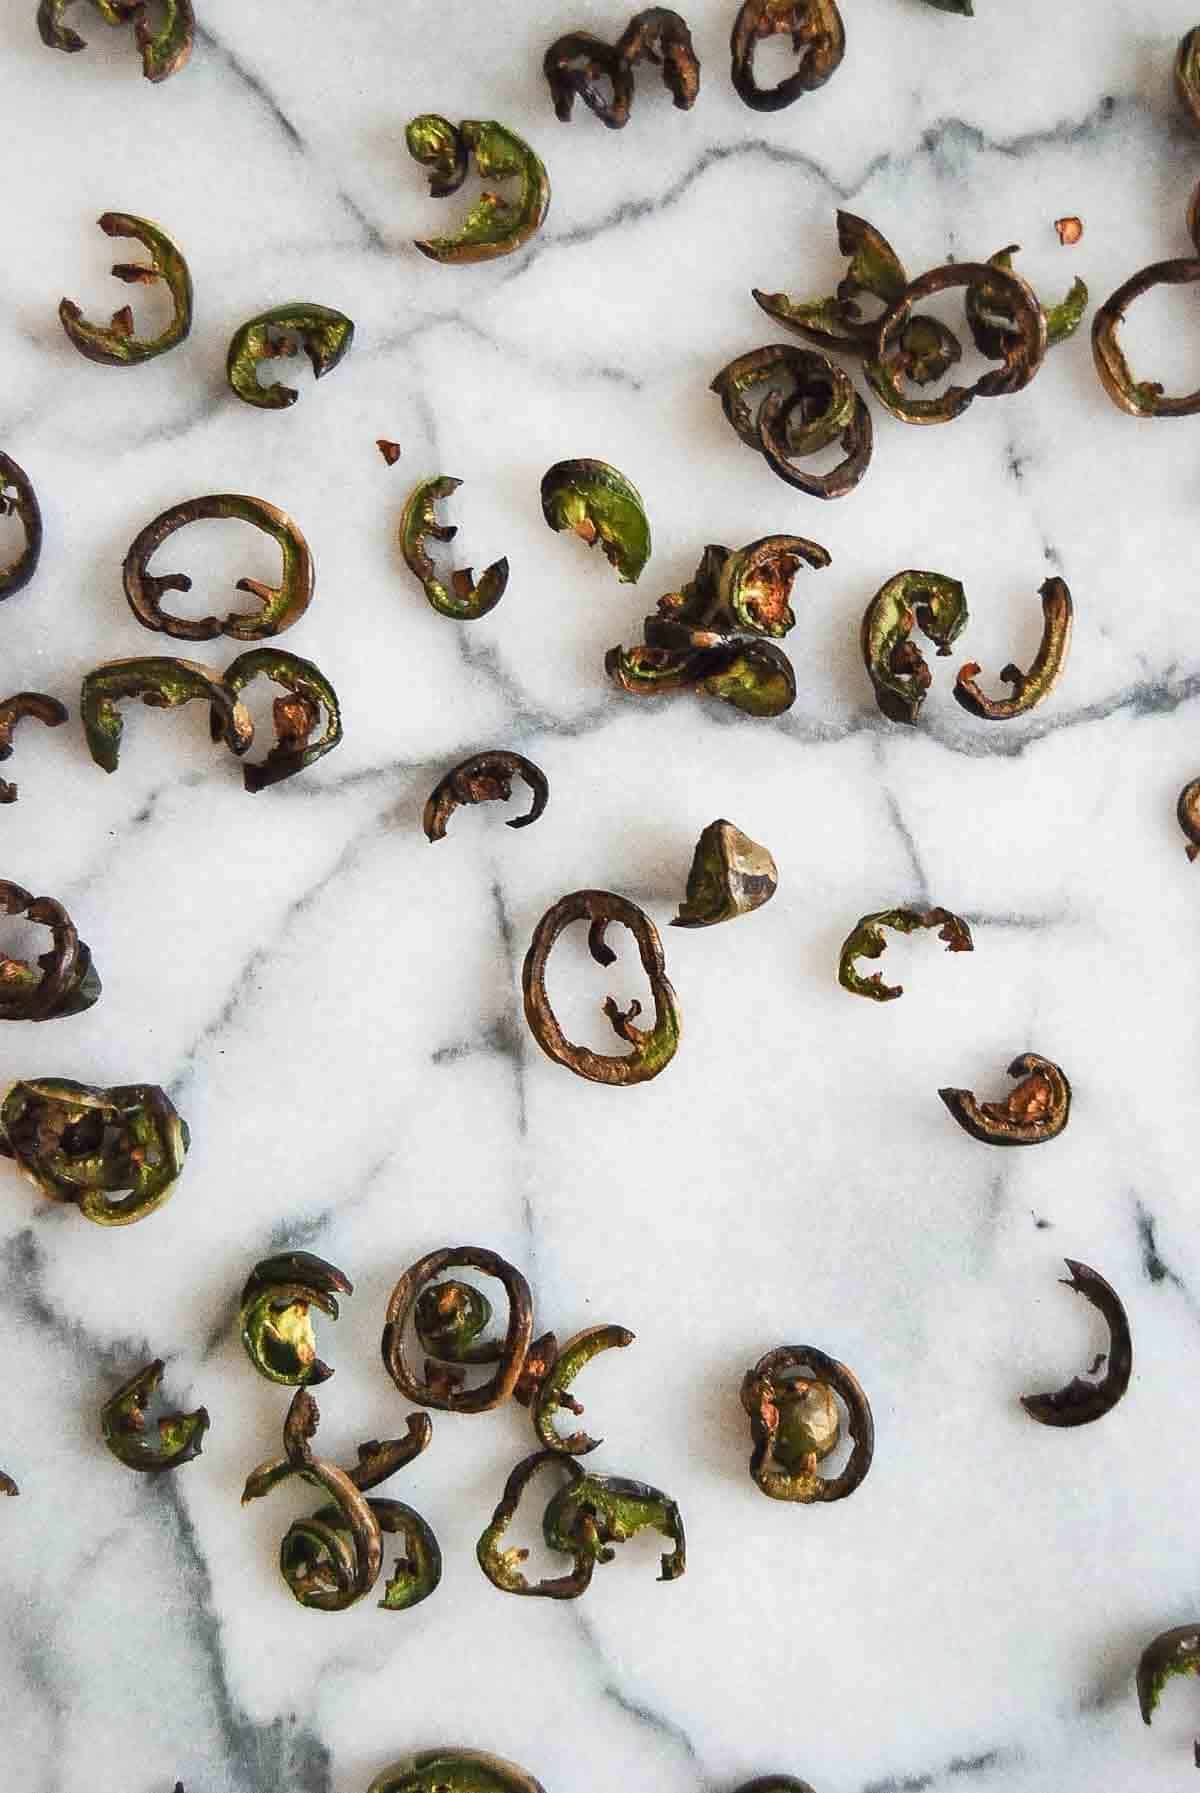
1092, 259, 1200, 417
868, 261, 1047, 423
0, 694, 68, 803
407, 116, 550, 263
381, 1246, 535, 1414
59, 213, 193, 366
81, 658, 253, 774
368, 1749, 547, 1793
226, 303, 355, 410
218, 649, 342, 792
0, 453, 44, 599
0, 1077, 190, 1224
741, 1345, 874, 1503
101, 1359, 209, 1472
939, 1051, 1071, 1146
0, 881, 102, 1022
122, 494, 315, 642
730, 0, 846, 112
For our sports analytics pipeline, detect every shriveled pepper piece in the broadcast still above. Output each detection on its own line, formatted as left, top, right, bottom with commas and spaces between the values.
1021, 1260, 1132, 1428
219, 649, 341, 792
1092, 258, 1200, 416
407, 117, 550, 263
38, 0, 194, 81
423, 752, 548, 840
123, 494, 314, 642
101, 1359, 208, 1471
0, 453, 44, 600
540, 459, 651, 583
673, 819, 778, 927
730, 0, 845, 112
400, 476, 508, 620
1138, 1625, 1200, 1770
60, 213, 192, 365
954, 578, 1073, 720
239, 1252, 353, 1386
0, 881, 101, 1021
0, 1076, 190, 1224
368, 1750, 547, 1793
741, 1345, 874, 1503
80, 657, 252, 774
0, 694, 67, 803
226, 304, 354, 410
939, 1052, 1071, 1146
861, 571, 968, 725
838, 906, 973, 1001
867, 261, 1047, 424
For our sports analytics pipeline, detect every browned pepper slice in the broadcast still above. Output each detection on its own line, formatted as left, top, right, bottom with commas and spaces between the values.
1020, 1260, 1132, 1428
730, 0, 845, 112
838, 906, 973, 1002
939, 1052, 1071, 1146
0, 882, 101, 1021
1092, 259, 1200, 417
381, 1247, 535, 1414
0, 694, 67, 803
423, 752, 549, 841
0, 453, 44, 600
954, 578, 1073, 720
545, 11, 699, 127
740, 1345, 874, 1503
867, 261, 1047, 424
123, 495, 314, 642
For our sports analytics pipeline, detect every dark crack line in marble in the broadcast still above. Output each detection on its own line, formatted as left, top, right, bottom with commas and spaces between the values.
880, 775, 930, 902
1134, 1198, 1195, 1313
570, 1608, 707, 1780
0, 1228, 140, 1375
863, 1744, 1015, 1793
488, 876, 529, 1142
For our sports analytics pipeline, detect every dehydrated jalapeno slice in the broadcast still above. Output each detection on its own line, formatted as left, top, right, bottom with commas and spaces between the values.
545, 11, 700, 128
522, 890, 681, 1085
400, 476, 509, 620
730, 0, 845, 113
0, 882, 101, 1021
423, 752, 549, 841
1178, 777, 1200, 861
101, 1359, 209, 1472
218, 650, 341, 792
1020, 1260, 1132, 1428
382, 1247, 535, 1413
740, 1345, 874, 1503
123, 494, 315, 641
1178, 26, 1200, 130
39, 0, 194, 81
0, 693, 67, 804
540, 459, 651, 583
60, 213, 192, 365
867, 261, 1047, 424
861, 571, 968, 725
965, 246, 1088, 353
1092, 259, 1200, 417
407, 117, 550, 263
1138, 1626, 1200, 1769
939, 1052, 1071, 1146
838, 906, 973, 1001
711, 343, 871, 496
954, 578, 1073, 720
525, 1325, 635, 1455
0, 1077, 189, 1224
81, 657, 252, 774
368, 1751, 547, 1793
753, 210, 908, 353
673, 819, 778, 927
0, 453, 44, 600
240, 1252, 353, 1386
226, 304, 355, 410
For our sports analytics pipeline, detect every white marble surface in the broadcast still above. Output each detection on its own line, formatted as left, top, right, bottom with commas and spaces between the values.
4, 2, 1200, 1790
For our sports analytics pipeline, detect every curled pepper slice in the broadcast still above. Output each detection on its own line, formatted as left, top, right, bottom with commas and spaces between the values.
219, 649, 341, 792
382, 1247, 535, 1413
730, 0, 845, 112
939, 1051, 1071, 1146
243, 1389, 437, 1612
522, 890, 681, 1086
867, 261, 1047, 424
673, 819, 778, 928
861, 571, 968, 725
524, 1325, 636, 1455
423, 751, 549, 841
0, 1076, 189, 1224
838, 906, 973, 1002
1178, 777, 1200, 861
101, 1358, 208, 1472
0, 881, 101, 1021
81, 657, 253, 775
1092, 259, 1200, 417
39, 0, 194, 81
59, 213, 192, 366
226, 303, 355, 410
648, 537, 826, 645
540, 459, 651, 584
920, 0, 973, 13
1020, 1260, 1132, 1428
734, 1781, 817, 1793
965, 246, 1088, 353
400, 476, 508, 621
1178, 27, 1200, 130
607, 638, 798, 716
545, 11, 699, 128
711, 343, 871, 497
740, 1345, 874, 1503
239, 1252, 353, 1386
954, 577, 1073, 720
0, 1470, 16, 1497
0, 693, 67, 804
1138, 1626, 1200, 1769
753, 210, 908, 353
123, 494, 314, 642
0, 453, 44, 600
407, 117, 550, 263
369, 1750, 547, 1793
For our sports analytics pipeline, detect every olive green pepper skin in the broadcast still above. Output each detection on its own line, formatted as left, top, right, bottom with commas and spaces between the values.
920, 0, 972, 12
239, 1252, 353, 1387
423, 752, 548, 841
59, 214, 192, 366
867, 262, 1046, 424
954, 578, 1073, 720
218, 650, 342, 792
741, 1346, 874, 1503
226, 304, 355, 410
522, 890, 682, 1086
1137, 1624, 1200, 1766
39, 0, 194, 80
383, 1247, 535, 1413
717, 536, 829, 637
0, 693, 68, 804
711, 343, 871, 497
414, 1280, 500, 1365
368, 1750, 546, 1793
1178, 26, 1200, 128
606, 640, 797, 717
123, 495, 315, 642
965, 247, 1087, 353
753, 210, 908, 354
0, 453, 44, 600
1092, 259, 1200, 417
540, 460, 651, 584
0, 1077, 189, 1224
838, 906, 973, 1002
400, 477, 509, 620
861, 571, 968, 726
939, 1052, 1071, 1147
101, 1359, 209, 1472
673, 819, 778, 928
375, 1501, 443, 1611
80, 658, 253, 775
543, 1471, 686, 1582
408, 117, 550, 263
0, 881, 102, 1022
531, 1324, 635, 1455
730, 0, 845, 113
1021, 1260, 1132, 1428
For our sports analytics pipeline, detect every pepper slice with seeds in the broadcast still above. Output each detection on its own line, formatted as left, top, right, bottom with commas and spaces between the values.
861, 571, 968, 725
741, 1345, 874, 1503
838, 906, 973, 1002
939, 1052, 1071, 1146
219, 649, 341, 792
226, 304, 355, 410
730, 0, 845, 113
423, 752, 548, 841
240, 1252, 353, 1386
101, 1359, 209, 1472
123, 495, 314, 642
0, 1077, 190, 1224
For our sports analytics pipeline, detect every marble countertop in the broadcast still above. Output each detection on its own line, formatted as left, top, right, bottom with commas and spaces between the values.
4, 3, 1200, 1790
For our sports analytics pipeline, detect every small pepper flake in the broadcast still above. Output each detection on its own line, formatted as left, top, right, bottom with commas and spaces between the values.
1055, 216, 1083, 246
377, 439, 402, 465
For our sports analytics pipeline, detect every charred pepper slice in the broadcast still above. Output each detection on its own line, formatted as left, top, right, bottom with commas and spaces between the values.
407, 117, 550, 263
0, 1077, 189, 1224
123, 494, 314, 642
861, 571, 968, 725
60, 213, 192, 365
1092, 258, 1200, 416
368, 1751, 547, 1793
382, 1247, 535, 1413
0, 453, 44, 600
400, 476, 509, 620
81, 657, 252, 774
838, 906, 973, 1001
240, 1252, 353, 1386
219, 649, 341, 792
0, 881, 101, 1021
954, 578, 1073, 720
0, 694, 67, 803
226, 304, 355, 410
867, 261, 1047, 424
1138, 1626, 1200, 1769
730, 0, 845, 112
1020, 1260, 1132, 1428
423, 752, 549, 841
38, 0, 194, 81
741, 1345, 874, 1502
101, 1359, 209, 1471
939, 1052, 1071, 1146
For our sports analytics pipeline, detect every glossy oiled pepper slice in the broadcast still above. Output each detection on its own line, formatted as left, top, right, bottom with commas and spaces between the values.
522, 890, 681, 1085
954, 578, 1073, 719
123, 495, 315, 642
240, 1252, 353, 1386
861, 571, 968, 725
1138, 1625, 1200, 1770
867, 262, 1047, 424
368, 1751, 547, 1793
838, 906, 973, 1001
101, 1359, 209, 1472
382, 1247, 535, 1413
400, 476, 509, 620
753, 211, 909, 353
673, 819, 778, 928
939, 1052, 1071, 1146
527, 1325, 635, 1455
0, 453, 44, 600
1177, 26, 1200, 129
81, 657, 253, 774
730, 0, 845, 112
0, 881, 102, 1021
540, 459, 651, 583
38, 0, 194, 81
1020, 1260, 1132, 1428
423, 752, 548, 840
545, 10, 699, 128
741, 1345, 874, 1502
219, 649, 342, 792
407, 117, 550, 263
59, 213, 192, 365
1092, 258, 1200, 416
0, 1077, 189, 1224
711, 343, 871, 498
226, 304, 355, 410
0, 693, 67, 804
965, 247, 1087, 353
